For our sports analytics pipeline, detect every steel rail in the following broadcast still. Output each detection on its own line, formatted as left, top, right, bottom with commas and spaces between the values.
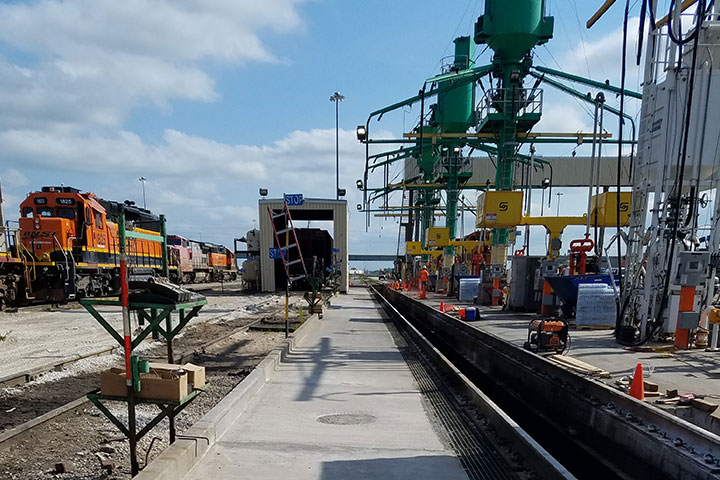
377, 286, 720, 480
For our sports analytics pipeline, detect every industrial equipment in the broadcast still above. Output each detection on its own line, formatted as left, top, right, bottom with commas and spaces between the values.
524, 318, 569, 354
620, 1, 720, 344
358, 0, 638, 301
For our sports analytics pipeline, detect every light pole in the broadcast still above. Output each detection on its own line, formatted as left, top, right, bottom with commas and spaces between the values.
138, 177, 147, 209
555, 192, 563, 216
330, 91, 345, 200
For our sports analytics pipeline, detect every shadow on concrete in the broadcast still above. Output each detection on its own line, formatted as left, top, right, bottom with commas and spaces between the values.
288, 337, 408, 401
295, 337, 332, 401
349, 317, 384, 323
319, 455, 465, 480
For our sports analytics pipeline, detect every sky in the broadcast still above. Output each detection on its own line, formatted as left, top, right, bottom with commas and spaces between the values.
0, 0, 694, 267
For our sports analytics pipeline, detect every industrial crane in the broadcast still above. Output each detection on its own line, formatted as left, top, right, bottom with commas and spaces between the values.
358, 0, 638, 304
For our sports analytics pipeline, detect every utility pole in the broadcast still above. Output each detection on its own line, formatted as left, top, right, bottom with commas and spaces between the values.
555, 192, 563, 216
0, 180, 5, 253
139, 177, 147, 209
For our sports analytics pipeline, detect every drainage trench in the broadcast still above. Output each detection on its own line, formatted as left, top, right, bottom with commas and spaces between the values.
375, 286, 720, 480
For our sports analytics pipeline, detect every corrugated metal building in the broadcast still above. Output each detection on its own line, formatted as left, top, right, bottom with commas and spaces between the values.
258, 198, 349, 293
403, 155, 633, 187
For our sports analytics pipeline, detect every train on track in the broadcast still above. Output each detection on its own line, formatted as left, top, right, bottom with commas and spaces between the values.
0, 186, 236, 308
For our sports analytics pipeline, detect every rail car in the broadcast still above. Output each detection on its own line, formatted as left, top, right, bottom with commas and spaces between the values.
0, 186, 236, 307
0, 229, 26, 308
18, 186, 163, 302
167, 235, 237, 283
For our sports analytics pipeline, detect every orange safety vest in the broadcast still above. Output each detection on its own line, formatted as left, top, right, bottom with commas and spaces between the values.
419, 270, 429, 282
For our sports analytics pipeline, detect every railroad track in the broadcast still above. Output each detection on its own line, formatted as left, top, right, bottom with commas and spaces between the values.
0, 317, 264, 446
373, 285, 720, 480
0, 281, 244, 312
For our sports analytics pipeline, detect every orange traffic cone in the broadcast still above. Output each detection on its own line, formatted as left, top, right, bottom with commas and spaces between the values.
629, 363, 645, 400
440, 301, 445, 312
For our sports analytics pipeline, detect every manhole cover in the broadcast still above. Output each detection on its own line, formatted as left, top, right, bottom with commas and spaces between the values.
316, 413, 376, 425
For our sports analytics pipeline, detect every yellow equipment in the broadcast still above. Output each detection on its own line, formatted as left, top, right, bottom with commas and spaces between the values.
590, 192, 631, 227
520, 216, 588, 260
406, 242, 443, 258
426, 227, 450, 247
476, 191, 524, 228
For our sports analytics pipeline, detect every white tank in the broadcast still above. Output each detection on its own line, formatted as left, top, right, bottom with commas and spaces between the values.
242, 258, 260, 282
245, 229, 260, 252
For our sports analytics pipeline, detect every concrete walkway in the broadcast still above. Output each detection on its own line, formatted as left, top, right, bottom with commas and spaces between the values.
184, 288, 468, 480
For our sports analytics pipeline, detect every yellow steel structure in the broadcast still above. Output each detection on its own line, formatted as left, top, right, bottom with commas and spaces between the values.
520, 215, 588, 260
406, 241, 443, 258
587, 0, 616, 28
403, 132, 613, 144
590, 191, 632, 227
587, 0, 697, 29
426, 227, 451, 247
476, 191, 524, 228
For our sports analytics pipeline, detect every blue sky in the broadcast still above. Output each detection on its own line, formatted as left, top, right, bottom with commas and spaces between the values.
0, 1, 676, 266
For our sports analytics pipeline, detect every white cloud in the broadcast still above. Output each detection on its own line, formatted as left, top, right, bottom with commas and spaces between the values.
1, 126, 382, 246
0, 169, 30, 188
0, 0, 306, 131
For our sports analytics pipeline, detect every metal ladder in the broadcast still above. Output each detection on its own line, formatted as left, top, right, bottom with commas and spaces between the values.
267, 202, 308, 284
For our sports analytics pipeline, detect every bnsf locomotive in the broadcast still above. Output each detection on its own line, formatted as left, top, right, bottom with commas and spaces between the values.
2, 186, 236, 306
167, 235, 237, 284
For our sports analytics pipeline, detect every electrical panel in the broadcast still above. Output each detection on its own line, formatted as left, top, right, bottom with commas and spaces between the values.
676, 251, 710, 287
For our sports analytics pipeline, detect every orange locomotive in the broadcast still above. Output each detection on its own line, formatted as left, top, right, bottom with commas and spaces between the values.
19, 186, 164, 302
167, 235, 237, 283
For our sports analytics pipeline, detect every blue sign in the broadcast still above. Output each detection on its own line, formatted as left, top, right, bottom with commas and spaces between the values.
269, 247, 282, 259
284, 194, 304, 206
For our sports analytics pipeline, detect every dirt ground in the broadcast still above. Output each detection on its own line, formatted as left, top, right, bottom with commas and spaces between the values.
0, 287, 304, 479
0, 283, 291, 380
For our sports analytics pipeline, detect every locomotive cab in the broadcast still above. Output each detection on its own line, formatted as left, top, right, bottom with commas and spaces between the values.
19, 186, 97, 263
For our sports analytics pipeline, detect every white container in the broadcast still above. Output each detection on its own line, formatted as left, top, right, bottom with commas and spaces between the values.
576, 283, 616, 327
459, 278, 481, 302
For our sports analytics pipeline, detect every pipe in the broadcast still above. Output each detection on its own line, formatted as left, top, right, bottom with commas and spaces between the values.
587, 0, 617, 28
595, 97, 605, 251
587, 95, 601, 236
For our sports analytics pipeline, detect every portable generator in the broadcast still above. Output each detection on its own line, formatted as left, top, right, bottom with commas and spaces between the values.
524, 319, 569, 354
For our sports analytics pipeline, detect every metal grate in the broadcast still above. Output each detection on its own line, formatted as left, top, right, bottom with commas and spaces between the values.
384, 320, 519, 480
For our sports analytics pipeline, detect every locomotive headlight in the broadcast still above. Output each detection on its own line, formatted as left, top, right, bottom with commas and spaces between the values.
42, 252, 50, 260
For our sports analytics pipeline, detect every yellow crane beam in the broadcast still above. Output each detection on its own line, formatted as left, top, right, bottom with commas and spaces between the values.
587, 0, 616, 29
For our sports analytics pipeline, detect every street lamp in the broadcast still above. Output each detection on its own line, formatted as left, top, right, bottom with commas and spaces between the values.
138, 177, 147, 209
540, 177, 550, 216
356, 125, 367, 142
555, 192, 564, 216
330, 91, 345, 200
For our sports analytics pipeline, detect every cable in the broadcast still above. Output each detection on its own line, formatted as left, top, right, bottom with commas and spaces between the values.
616, 0, 630, 306
622, 0, 708, 346
656, 0, 705, 324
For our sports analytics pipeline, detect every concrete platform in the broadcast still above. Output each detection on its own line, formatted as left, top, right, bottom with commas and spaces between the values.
182, 289, 469, 480
410, 290, 720, 431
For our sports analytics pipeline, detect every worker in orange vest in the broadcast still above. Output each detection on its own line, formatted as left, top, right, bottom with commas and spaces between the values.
419, 267, 429, 299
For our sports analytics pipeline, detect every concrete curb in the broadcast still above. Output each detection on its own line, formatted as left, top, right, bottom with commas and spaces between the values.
136, 313, 323, 480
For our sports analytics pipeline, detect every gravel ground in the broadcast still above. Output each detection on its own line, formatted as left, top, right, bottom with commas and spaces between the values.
0, 324, 286, 479
0, 287, 302, 479
0, 289, 303, 431
0, 284, 286, 380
